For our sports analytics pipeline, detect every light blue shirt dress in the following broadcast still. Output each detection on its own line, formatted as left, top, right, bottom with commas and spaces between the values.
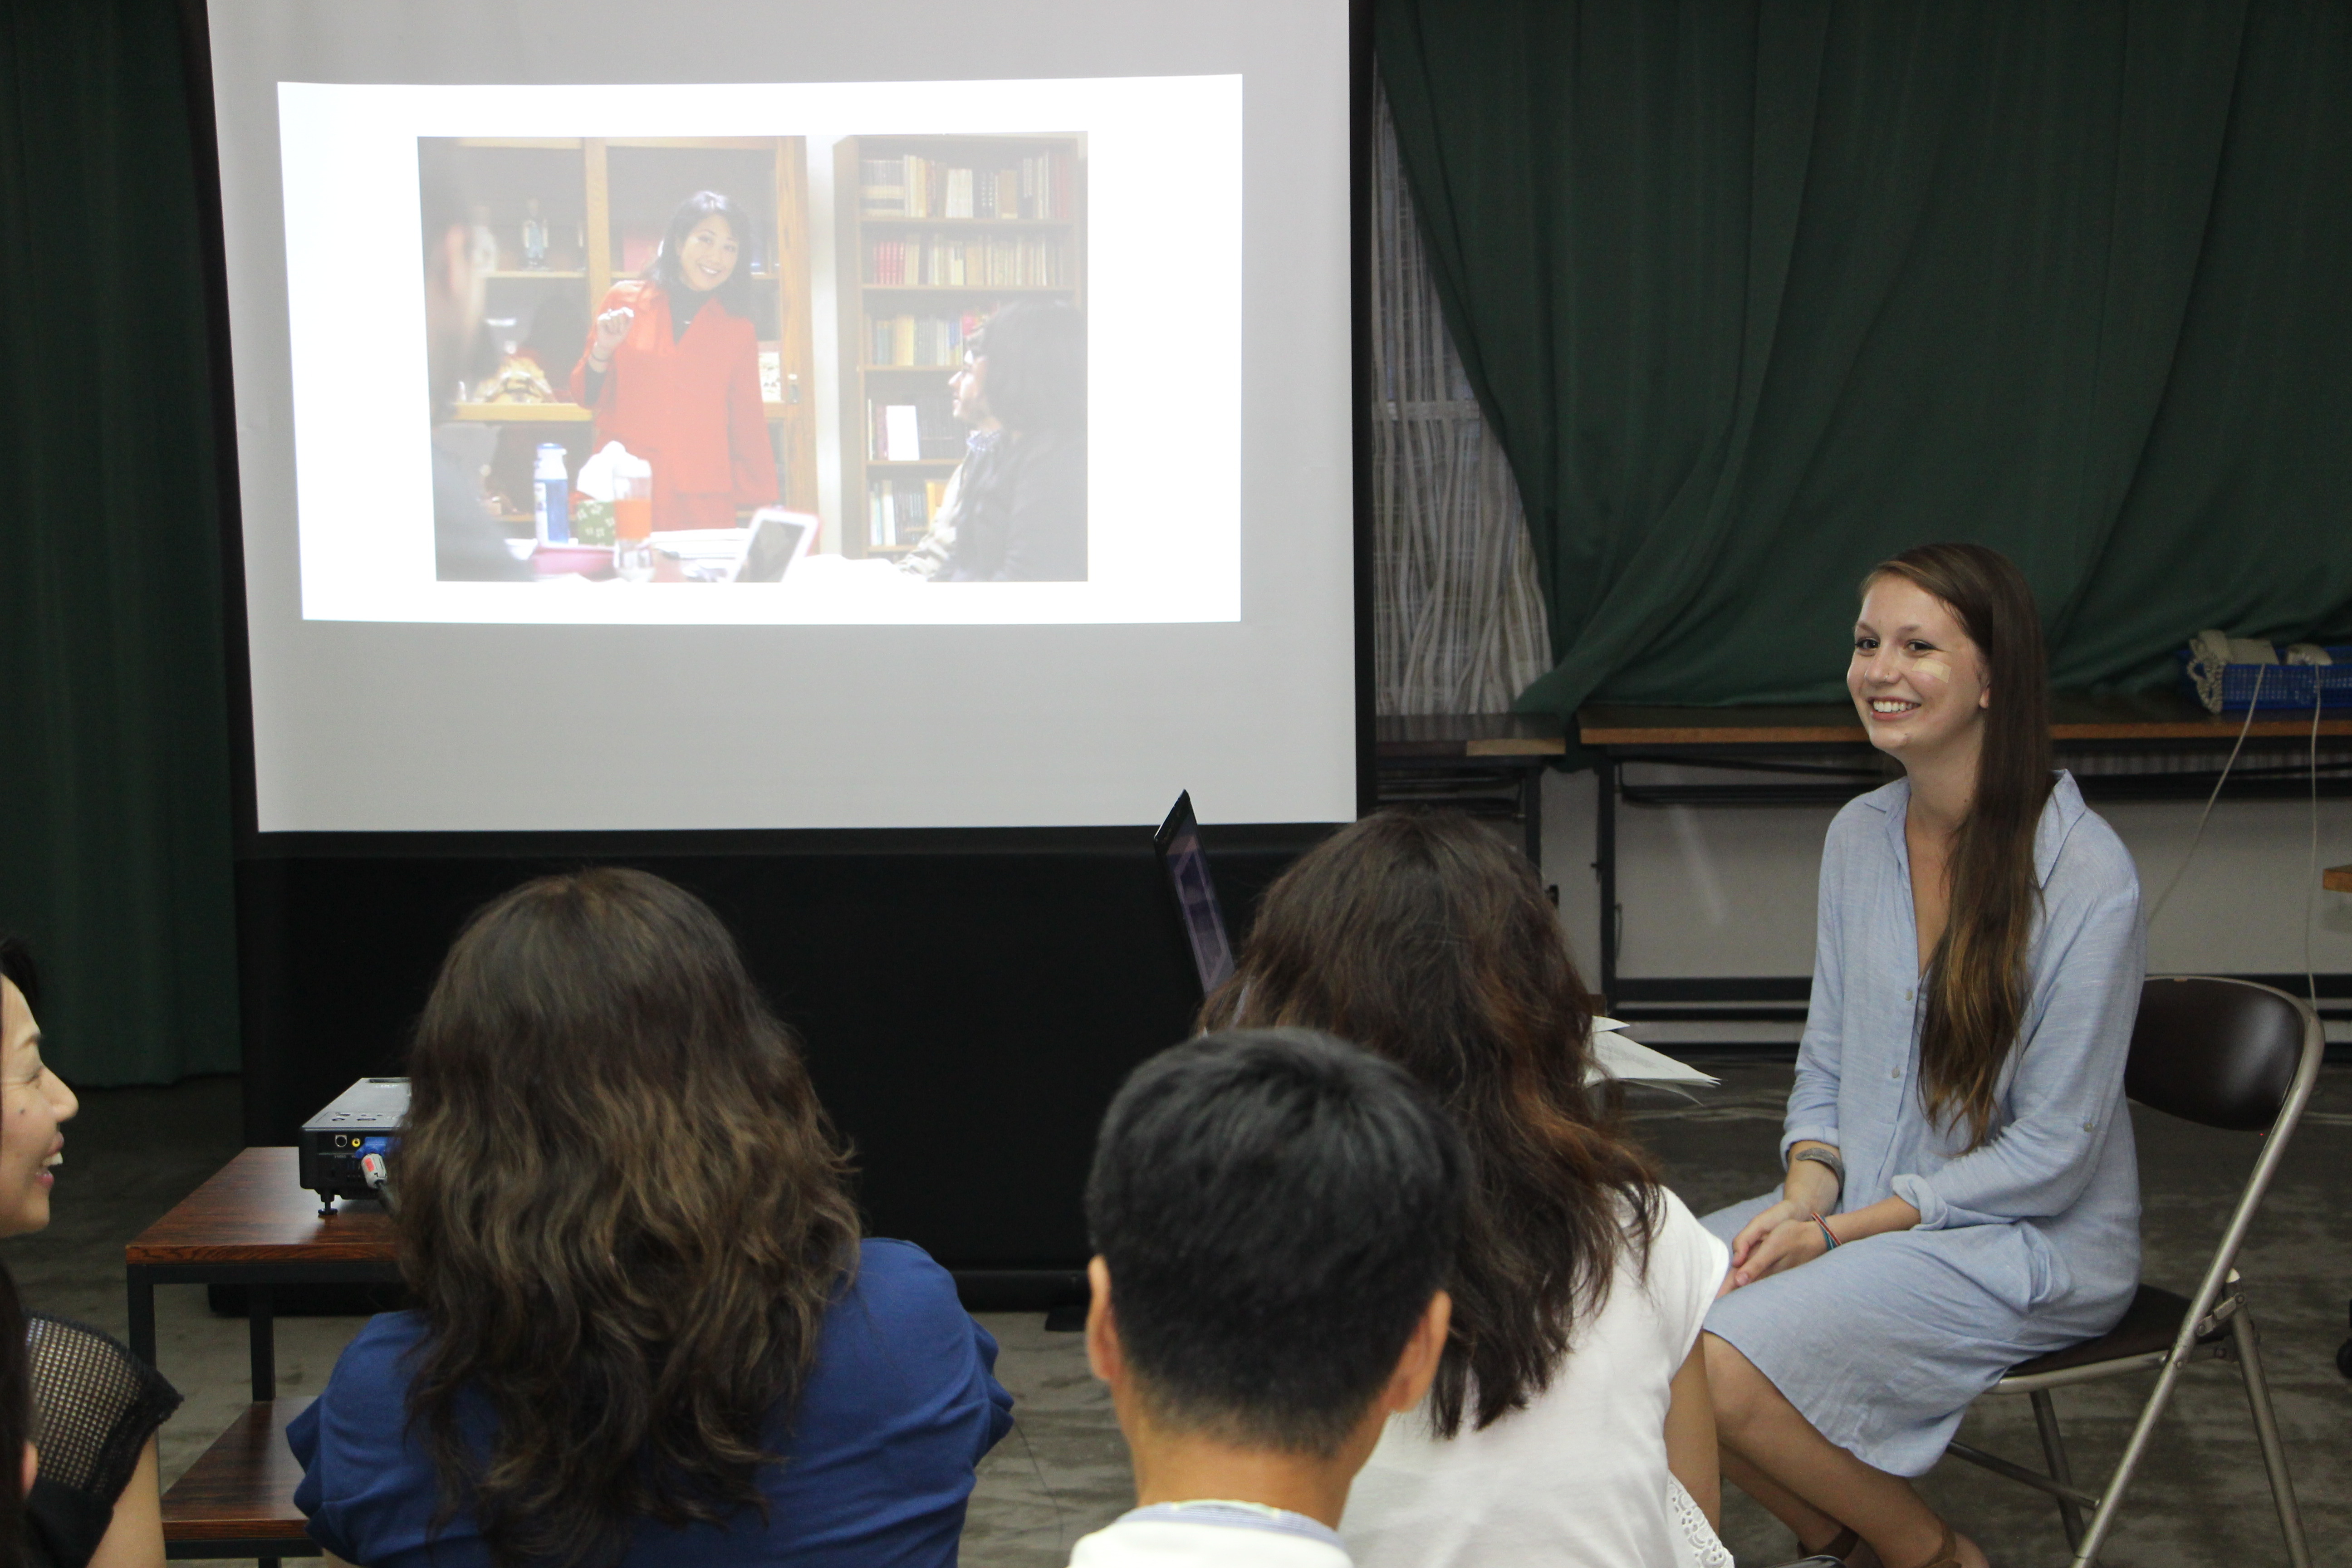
1701, 771, 2143, 1475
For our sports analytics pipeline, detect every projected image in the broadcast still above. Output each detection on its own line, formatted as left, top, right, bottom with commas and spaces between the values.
420, 133, 1088, 588
280, 78, 1235, 625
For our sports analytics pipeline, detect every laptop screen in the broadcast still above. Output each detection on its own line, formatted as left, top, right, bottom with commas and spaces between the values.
1153, 792, 1236, 996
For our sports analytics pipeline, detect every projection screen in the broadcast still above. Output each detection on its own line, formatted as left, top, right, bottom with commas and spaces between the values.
202, 0, 1360, 833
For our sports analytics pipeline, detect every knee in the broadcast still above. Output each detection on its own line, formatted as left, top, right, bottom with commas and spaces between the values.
1701, 1332, 1764, 1442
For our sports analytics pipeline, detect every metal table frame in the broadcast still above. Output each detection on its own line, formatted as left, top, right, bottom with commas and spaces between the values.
1583, 699, 2352, 1024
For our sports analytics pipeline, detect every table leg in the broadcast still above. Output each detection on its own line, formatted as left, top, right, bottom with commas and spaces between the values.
1520, 767, 1543, 867
1595, 753, 1619, 1007
248, 1284, 275, 1402
126, 1268, 156, 1368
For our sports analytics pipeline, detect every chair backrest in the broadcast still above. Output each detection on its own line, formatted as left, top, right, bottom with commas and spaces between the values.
2125, 976, 2312, 1131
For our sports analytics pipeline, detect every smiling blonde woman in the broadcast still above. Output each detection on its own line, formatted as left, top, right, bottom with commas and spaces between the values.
1697, 543, 2143, 1568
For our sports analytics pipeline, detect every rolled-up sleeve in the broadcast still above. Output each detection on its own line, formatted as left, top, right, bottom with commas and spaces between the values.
1893, 869, 2142, 1230
1781, 824, 1847, 1162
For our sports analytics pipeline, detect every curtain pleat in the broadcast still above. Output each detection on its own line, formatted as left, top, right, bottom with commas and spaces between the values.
1375, 0, 2352, 721
0, 0, 239, 1083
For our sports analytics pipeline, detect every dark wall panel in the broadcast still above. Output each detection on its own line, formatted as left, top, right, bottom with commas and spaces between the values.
237, 832, 1318, 1270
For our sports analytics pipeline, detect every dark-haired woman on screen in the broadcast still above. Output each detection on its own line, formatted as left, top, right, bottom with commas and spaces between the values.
571, 191, 779, 531
1701, 544, 2142, 1568
939, 299, 1085, 581
289, 869, 1011, 1568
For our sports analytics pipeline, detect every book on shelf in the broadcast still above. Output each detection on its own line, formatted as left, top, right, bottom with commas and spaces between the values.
858, 151, 1073, 220
867, 477, 949, 549
866, 311, 987, 367
864, 233, 1068, 288
867, 394, 965, 462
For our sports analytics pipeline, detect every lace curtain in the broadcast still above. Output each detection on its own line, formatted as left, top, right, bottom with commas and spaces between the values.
1369, 88, 1552, 716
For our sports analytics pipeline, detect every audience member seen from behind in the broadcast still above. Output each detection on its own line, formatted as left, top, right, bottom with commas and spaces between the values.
0, 939, 180, 1568
1698, 544, 2142, 1568
289, 870, 1013, 1568
1074, 1028, 1462, 1568
937, 299, 1085, 582
419, 143, 531, 582
899, 329, 1006, 579
1200, 812, 1733, 1568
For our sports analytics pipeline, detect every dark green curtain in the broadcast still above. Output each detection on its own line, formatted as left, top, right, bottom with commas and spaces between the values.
0, 0, 239, 1083
1375, 0, 2352, 719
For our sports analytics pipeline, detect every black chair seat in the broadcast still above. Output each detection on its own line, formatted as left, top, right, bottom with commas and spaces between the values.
2005, 1284, 2218, 1380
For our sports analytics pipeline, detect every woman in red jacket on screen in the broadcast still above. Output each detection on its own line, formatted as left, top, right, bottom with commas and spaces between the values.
571, 190, 778, 531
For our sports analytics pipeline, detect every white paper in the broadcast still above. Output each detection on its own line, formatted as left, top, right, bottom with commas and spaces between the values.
1587, 1023, 1721, 1087
884, 405, 921, 463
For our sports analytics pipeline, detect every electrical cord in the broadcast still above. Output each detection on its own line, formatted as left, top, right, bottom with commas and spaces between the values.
2146, 664, 2265, 931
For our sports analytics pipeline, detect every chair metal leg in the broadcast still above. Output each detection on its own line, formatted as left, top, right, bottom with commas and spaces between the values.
2229, 1310, 2312, 1568
2068, 1347, 2194, 1568
2029, 1389, 2084, 1550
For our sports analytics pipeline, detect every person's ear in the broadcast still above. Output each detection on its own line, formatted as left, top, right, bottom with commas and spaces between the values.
1083, 1255, 1122, 1386
1979, 681, 1993, 710
22, 1440, 36, 1498
1379, 1289, 1451, 1415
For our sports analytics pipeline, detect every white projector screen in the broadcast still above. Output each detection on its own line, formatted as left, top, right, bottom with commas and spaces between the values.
204, 0, 1359, 832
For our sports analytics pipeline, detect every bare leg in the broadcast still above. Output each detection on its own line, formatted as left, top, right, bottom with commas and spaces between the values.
1720, 1446, 1845, 1550
1704, 1333, 1985, 1568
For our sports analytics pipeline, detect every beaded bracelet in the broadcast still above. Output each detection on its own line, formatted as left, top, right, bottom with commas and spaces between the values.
1808, 1211, 1840, 1251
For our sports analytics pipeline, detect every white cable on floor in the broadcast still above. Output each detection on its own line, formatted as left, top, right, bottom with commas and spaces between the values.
2147, 664, 2266, 931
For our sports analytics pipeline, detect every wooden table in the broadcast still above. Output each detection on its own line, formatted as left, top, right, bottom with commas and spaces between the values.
1374, 713, 1567, 863
1578, 691, 2352, 1020
126, 1147, 395, 1403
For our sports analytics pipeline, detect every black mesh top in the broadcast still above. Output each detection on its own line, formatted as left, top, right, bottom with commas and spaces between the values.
23, 1315, 180, 1568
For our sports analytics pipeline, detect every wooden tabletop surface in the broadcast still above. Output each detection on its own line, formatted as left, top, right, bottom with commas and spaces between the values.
126, 1147, 392, 1267
1375, 712, 1567, 758
1580, 690, 2352, 748
2327, 865, 2352, 894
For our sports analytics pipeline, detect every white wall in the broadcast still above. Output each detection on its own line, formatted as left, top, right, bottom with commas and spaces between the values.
1538, 768, 2352, 1046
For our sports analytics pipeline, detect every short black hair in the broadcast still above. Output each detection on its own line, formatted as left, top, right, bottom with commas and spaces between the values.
648, 190, 762, 321
1087, 1028, 1465, 1456
975, 299, 1083, 434
0, 935, 37, 1016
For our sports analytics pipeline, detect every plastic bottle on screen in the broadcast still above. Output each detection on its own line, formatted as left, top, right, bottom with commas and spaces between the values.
612, 447, 654, 582
533, 443, 571, 546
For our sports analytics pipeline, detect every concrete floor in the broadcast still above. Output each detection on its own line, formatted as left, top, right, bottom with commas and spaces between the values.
15, 1065, 2349, 1567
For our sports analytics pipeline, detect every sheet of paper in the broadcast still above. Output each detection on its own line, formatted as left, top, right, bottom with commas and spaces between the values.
1587, 1022, 1721, 1087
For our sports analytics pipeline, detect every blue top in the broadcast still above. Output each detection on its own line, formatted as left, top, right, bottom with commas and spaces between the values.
1699, 771, 2145, 1474
289, 1239, 1014, 1568
1786, 771, 2142, 1301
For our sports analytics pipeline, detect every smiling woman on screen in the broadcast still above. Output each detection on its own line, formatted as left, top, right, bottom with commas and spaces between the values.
1697, 543, 2143, 1568
571, 191, 779, 531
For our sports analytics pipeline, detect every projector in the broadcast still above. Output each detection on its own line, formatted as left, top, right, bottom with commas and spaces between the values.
299, 1078, 409, 1211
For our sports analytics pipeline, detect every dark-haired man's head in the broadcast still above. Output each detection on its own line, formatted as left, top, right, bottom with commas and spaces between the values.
1084, 1028, 1462, 1520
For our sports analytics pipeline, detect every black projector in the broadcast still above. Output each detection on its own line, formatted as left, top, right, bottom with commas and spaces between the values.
299, 1077, 409, 1211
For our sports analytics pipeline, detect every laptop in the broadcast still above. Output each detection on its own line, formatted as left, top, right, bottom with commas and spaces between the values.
1152, 792, 1236, 997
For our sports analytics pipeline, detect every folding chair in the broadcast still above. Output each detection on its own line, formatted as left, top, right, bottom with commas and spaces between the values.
1945, 976, 2318, 1568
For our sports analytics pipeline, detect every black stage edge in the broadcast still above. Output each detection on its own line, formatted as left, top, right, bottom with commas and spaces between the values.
236, 825, 1332, 1272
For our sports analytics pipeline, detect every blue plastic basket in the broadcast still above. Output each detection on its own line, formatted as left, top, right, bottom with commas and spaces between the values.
2178, 643, 2352, 713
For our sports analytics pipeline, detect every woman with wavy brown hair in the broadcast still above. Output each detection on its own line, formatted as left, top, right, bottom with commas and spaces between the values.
1199, 809, 1732, 1568
289, 868, 1011, 1568
1700, 543, 2142, 1568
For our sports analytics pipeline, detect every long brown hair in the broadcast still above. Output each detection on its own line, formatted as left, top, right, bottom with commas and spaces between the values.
1198, 809, 1658, 1436
1869, 542, 2054, 1148
397, 868, 859, 1567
